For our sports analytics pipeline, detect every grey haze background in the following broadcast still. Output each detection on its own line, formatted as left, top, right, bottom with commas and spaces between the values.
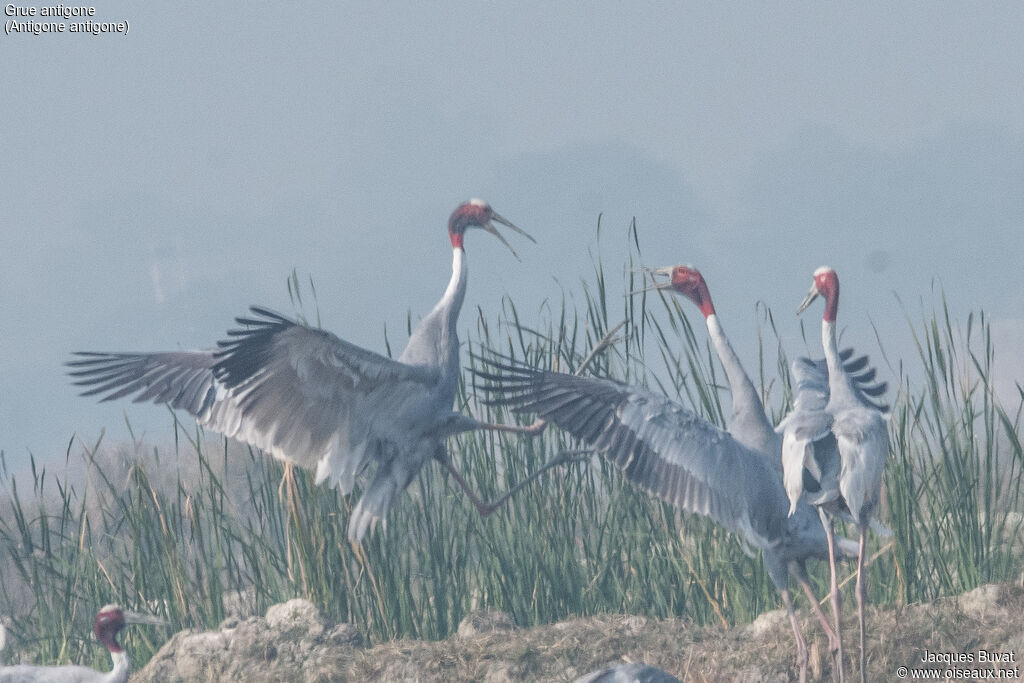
2, 3, 1022, 472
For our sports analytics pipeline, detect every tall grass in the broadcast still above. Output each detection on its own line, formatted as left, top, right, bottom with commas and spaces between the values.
0, 228, 1021, 671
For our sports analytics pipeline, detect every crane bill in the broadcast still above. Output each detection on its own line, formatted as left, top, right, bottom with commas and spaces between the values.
481, 221, 522, 261
797, 284, 821, 314
627, 265, 673, 295
490, 211, 536, 243
627, 282, 670, 295
123, 611, 169, 627
640, 265, 674, 276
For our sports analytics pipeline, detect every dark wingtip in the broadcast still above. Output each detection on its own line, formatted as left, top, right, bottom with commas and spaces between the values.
843, 355, 869, 374
852, 368, 877, 384
861, 381, 888, 397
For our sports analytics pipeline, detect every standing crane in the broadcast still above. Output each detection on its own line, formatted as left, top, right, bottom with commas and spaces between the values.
0, 605, 165, 683
68, 200, 544, 542
636, 264, 885, 678
780, 266, 889, 683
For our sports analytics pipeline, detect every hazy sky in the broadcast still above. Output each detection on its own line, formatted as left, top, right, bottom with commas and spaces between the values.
2, 3, 1022, 471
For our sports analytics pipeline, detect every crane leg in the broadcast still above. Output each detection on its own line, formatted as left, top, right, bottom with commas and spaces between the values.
782, 588, 809, 683
795, 571, 841, 682
821, 508, 845, 683
856, 526, 869, 683
436, 449, 590, 516
476, 320, 625, 436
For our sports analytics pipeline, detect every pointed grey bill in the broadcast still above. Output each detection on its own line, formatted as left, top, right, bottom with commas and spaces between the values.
627, 265, 674, 296
796, 283, 821, 315
123, 610, 170, 627
482, 210, 536, 262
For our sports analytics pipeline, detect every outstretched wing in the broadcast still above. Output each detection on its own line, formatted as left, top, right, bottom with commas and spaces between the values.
68, 307, 443, 495
476, 358, 789, 549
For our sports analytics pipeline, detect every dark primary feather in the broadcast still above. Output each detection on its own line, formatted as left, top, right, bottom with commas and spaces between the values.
68, 351, 219, 415
792, 349, 889, 415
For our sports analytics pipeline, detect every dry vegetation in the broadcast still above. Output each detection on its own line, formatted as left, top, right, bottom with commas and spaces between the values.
129, 583, 1024, 682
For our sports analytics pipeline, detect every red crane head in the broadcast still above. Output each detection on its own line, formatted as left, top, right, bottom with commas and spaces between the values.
448, 199, 535, 259
94, 604, 127, 654
632, 264, 716, 318
93, 603, 168, 654
797, 266, 840, 322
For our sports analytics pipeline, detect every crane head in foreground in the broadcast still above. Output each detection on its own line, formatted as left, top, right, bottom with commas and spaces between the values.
0, 604, 166, 683
68, 200, 540, 544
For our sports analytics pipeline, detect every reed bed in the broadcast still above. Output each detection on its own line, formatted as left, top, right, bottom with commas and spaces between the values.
0, 231, 1020, 672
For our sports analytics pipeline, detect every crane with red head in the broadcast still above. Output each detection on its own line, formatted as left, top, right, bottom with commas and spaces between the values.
68, 199, 608, 543
632, 263, 886, 682
781, 265, 890, 683
0, 605, 165, 683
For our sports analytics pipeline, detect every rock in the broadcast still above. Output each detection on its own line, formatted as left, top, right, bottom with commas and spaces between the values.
745, 608, 787, 638
265, 598, 325, 638
133, 599, 365, 682
957, 583, 1004, 618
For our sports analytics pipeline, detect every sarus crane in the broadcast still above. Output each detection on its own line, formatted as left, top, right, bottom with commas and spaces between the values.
780, 266, 889, 683
0, 605, 165, 683
476, 265, 882, 683
68, 200, 554, 542
636, 264, 886, 679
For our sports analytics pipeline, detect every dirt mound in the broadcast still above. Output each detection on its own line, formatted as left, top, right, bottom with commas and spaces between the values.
132, 584, 1024, 682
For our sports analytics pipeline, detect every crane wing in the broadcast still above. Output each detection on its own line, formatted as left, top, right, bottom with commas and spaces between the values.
68, 307, 443, 494
780, 350, 888, 422
476, 358, 789, 549
777, 349, 888, 516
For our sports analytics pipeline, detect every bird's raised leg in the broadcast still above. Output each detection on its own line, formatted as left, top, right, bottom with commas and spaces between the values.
794, 565, 841, 681
821, 508, 846, 683
856, 525, 869, 683
477, 320, 625, 436
782, 588, 809, 683
436, 449, 591, 516
444, 321, 621, 513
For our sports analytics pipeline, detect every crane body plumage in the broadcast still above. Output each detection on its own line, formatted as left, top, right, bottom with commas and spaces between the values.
68, 200, 532, 542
